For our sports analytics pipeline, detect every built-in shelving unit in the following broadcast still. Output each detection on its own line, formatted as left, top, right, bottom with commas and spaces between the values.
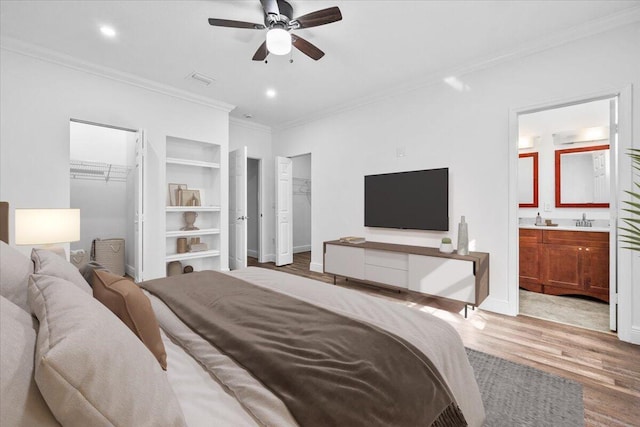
165, 136, 221, 275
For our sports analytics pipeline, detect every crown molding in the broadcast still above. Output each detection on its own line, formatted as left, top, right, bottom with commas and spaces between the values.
273, 6, 640, 131
229, 116, 272, 133
0, 37, 235, 113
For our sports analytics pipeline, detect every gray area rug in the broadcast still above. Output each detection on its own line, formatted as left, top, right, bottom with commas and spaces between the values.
466, 348, 584, 427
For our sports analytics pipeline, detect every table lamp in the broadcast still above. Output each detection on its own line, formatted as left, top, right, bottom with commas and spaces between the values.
15, 208, 80, 258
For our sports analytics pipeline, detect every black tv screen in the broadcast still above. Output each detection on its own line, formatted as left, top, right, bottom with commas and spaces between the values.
364, 168, 449, 231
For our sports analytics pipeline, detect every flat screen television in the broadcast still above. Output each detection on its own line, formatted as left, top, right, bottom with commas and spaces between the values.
364, 168, 449, 231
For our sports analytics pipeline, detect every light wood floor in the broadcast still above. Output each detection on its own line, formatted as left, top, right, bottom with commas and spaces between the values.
249, 252, 640, 427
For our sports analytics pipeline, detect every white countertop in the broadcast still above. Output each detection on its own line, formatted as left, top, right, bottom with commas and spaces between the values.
519, 224, 610, 233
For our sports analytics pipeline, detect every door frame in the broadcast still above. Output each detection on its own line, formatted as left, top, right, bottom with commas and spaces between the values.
69, 118, 144, 281
508, 85, 634, 342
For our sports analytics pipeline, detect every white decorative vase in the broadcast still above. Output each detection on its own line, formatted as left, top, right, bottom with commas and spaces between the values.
457, 216, 469, 255
439, 243, 454, 254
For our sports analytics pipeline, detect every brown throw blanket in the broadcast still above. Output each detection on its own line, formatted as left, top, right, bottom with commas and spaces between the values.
142, 271, 466, 427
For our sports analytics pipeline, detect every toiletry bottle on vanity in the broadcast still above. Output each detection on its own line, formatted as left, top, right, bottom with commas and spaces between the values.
535, 212, 542, 226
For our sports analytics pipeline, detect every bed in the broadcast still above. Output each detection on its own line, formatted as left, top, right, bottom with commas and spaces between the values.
0, 202, 485, 427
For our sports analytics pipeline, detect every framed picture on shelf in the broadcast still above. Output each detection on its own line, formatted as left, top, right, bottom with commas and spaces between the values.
168, 183, 187, 206
190, 188, 205, 206
179, 189, 201, 207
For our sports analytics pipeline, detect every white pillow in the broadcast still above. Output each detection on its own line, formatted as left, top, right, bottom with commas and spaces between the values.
28, 274, 187, 427
0, 241, 33, 312
0, 295, 60, 426
31, 248, 92, 294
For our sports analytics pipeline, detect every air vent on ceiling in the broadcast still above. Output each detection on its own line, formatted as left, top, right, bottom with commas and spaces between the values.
185, 71, 215, 86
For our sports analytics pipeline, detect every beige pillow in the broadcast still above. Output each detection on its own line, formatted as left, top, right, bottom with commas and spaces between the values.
0, 241, 33, 312
0, 296, 60, 426
31, 248, 92, 294
28, 274, 186, 427
92, 269, 168, 370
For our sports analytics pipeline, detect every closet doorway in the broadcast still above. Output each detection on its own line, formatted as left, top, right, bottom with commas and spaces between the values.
69, 120, 144, 280
515, 97, 617, 333
247, 157, 261, 262
291, 154, 312, 258
274, 153, 312, 268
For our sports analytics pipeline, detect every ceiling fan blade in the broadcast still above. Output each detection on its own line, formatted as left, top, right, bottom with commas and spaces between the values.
260, 0, 280, 16
292, 7, 342, 29
252, 41, 269, 61
291, 35, 325, 61
208, 18, 265, 30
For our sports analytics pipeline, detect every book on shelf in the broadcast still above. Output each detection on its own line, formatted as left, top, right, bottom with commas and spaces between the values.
339, 236, 366, 244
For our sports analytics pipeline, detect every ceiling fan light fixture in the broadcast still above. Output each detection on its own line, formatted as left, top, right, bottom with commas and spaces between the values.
266, 28, 291, 55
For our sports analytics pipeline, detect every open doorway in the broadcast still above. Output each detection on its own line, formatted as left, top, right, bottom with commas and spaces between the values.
247, 157, 261, 263
69, 120, 142, 279
516, 97, 617, 332
291, 154, 312, 258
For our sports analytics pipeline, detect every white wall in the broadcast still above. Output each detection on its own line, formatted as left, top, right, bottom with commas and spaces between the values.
0, 48, 232, 279
273, 23, 640, 343
292, 154, 311, 253
229, 118, 274, 262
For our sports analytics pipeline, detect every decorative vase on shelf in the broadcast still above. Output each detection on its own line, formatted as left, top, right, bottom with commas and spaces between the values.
439, 238, 454, 254
181, 211, 199, 231
457, 216, 469, 255
167, 261, 182, 277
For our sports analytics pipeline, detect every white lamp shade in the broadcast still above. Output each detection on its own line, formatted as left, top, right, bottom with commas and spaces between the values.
15, 209, 80, 245
266, 28, 291, 55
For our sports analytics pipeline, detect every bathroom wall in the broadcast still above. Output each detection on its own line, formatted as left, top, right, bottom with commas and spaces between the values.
518, 98, 612, 224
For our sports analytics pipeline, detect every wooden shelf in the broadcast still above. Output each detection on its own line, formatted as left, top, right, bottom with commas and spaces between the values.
165, 250, 220, 262
166, 206, 220, 213
165, 228, 220, 238
166, 157, 220, 169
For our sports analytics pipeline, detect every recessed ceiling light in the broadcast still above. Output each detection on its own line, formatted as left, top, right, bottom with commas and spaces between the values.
266, 89, 277, 98
100, 25, 117, 38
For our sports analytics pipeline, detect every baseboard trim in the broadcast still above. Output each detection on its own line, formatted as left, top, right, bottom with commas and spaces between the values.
293, 245, 311, 254
478, 297, 515, 316
261, 253, 275, 263
309, 262, 323, 273
247, 249, 258, 258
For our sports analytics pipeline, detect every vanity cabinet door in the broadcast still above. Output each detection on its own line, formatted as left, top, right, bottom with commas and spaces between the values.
519, 229, 542, 292
582, 246, 609, 301
541, 244, 582, 292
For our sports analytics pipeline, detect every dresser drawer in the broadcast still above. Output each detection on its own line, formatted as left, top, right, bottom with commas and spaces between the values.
364, 265, 408, 289
364, 249, 408, 270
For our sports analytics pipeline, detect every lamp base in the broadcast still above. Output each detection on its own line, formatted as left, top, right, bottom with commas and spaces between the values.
41, 244, 67, 259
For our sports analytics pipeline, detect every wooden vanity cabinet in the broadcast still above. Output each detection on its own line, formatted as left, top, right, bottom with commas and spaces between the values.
540, 230, 609, 302
518, 229, 543, 292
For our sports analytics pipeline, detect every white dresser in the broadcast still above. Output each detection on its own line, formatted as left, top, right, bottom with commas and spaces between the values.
324, 240, 489, 312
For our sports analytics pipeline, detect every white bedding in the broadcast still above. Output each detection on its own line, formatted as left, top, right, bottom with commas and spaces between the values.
153, 267, 485, 427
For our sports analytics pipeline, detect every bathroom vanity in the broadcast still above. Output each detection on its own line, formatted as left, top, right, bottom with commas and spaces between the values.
519, 226, 609, 302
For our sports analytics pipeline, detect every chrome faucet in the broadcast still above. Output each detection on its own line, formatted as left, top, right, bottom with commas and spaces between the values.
576, 213, 593, 227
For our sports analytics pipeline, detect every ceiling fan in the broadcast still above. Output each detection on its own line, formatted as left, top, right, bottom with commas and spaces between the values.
208, 0, 342, 61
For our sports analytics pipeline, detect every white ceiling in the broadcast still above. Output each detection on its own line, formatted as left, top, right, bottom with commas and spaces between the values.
2, 0, 639, 128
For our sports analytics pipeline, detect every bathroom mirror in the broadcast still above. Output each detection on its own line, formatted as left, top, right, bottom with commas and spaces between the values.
518, 153, 539, 207
555, 144, 610, 207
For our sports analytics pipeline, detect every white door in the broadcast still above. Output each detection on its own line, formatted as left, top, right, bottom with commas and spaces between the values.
229, 147, 248, 270
134, 130, 145, 282
275, 156, 293, 266
609, 98, 618, 332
